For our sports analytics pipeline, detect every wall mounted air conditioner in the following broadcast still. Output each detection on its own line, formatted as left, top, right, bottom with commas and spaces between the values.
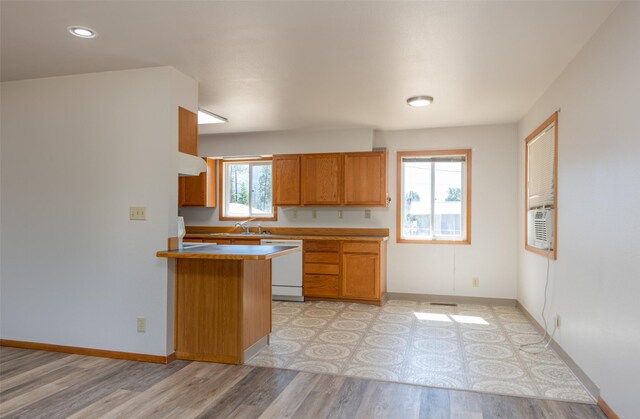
527, 208, 554, 250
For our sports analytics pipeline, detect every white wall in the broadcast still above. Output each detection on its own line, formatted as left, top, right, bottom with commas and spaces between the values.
184, 124, 518, 299
377, 125, 518, 298
0, 67, 197, 356
198, 128, 374, 157
517, 3, 639, 416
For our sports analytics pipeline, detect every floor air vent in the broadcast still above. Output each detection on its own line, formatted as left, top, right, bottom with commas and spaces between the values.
429, 302, 458, 307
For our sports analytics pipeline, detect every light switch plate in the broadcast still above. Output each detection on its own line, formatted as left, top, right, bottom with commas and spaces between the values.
130, 206, 146, 221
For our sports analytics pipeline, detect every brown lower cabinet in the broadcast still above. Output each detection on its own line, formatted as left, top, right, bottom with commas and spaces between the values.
184, 236, 387, 305
303, 239, 387, 305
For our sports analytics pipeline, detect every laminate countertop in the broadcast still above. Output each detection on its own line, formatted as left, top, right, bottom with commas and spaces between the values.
185, 233, 389, 241
156, 244, 299, 260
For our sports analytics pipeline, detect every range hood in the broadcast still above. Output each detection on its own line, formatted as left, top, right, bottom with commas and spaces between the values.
178, 152, 207, 176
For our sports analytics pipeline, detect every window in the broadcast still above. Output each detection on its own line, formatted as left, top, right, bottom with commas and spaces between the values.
525, 112, 557, 259
220, 159, 276, 220
397, 149, 471, 244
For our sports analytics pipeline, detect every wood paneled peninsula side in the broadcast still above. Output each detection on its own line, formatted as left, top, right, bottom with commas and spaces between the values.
157, 244, 298, 364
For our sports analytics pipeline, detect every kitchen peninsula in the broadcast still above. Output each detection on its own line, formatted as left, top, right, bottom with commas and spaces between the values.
157, 244, 298, 364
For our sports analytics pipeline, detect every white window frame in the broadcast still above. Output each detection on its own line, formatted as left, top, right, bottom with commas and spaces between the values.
397, 149, 471, 244
220, 159, 276, 221
525, 112, 558, 259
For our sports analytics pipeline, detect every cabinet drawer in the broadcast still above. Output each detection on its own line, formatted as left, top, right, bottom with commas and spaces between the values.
304, 252, 340, 264
183, 238, 203, 243
304, 275, 339, 297
342, 242, 380, 254
304, 263, 339, 275
304, 240, 340, 252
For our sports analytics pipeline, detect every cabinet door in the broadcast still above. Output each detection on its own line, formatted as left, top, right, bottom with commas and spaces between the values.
180, 173, 206, 206
343, 152, 387, 206
301, 154, 342, 205
273, 155, 301, 206
178, 107, 198, 156
342, 253, 379, 300
179, 158, 216, 207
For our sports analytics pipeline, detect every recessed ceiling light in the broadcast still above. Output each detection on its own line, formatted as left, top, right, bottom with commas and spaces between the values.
67, 26, 97, 39
407, 96, 434, 107
198, 109, 228, 124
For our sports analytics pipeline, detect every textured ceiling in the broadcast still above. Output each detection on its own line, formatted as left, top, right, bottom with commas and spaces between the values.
1, 1, 617, 134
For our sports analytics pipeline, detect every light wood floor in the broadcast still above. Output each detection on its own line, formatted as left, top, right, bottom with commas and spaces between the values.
0, 346, 606, 418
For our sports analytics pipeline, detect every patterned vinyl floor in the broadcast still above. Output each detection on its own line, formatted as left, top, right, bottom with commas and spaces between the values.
246, 299, 595, 404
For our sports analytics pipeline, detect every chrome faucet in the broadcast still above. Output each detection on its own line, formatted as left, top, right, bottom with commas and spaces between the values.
234, 221, 250, 233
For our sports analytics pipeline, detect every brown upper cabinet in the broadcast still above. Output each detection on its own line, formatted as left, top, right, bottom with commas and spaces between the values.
179, 158, 217, 207
177, 106, 216, 207
301, 153, 343, 206
343, 151, 387, 206
272, 155, 301, 206
272, 151, 387, 207
178, 107, 198, 156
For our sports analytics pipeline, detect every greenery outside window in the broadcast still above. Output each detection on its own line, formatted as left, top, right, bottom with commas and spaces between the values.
220, 159, 276, 221
397, 149, 471, 244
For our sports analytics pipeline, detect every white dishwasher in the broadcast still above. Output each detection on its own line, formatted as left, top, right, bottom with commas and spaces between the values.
260, 239, 304, 301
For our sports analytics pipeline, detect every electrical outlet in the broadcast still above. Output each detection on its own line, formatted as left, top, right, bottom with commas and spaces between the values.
137, 317, 146, 333
338, 210, 343, 219
312, 210, 317, 219
555, 315, 561, 329
364, 209, 371, 219
472, 277, 480, 287
292, 210, 297, 219
129, 206, 146, 221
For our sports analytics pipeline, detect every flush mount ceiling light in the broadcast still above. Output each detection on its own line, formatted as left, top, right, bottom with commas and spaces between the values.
67, 26, 97, 39
407, 96, 434, 107
198, 109, 228, 124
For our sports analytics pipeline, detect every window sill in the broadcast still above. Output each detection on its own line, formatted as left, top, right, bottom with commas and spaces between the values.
219, 214, 278, 222
525, 244, 556, 260
396, 238, 470, 245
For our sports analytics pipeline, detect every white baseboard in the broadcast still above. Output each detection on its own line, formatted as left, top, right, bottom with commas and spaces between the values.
516, 301, 600, 400
387, 292, 516, 306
